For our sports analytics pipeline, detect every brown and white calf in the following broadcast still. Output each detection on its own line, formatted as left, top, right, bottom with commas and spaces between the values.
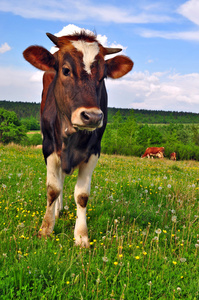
141, 147, 165, 159
23, 30, 133, 247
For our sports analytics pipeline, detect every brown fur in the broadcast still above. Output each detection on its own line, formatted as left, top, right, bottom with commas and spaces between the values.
142, 147, 165, 158
77, 194, 88, 208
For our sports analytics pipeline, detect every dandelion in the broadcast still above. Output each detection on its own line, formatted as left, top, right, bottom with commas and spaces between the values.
163, 230, 167, 233
3, 253, 7, 258
167, 184, 171, 188
177, 287, 181, 292
155, 228, 162, 235
180, 258, 186, 263
102, 256, 108, 263
143, 251, 147, 256
114, 261, 118, 265
2, 184, 7, 189
147, 281, 152, 286
172, 216, 177, 223
173, 261, 177, 265
119, 254, 123, 258
158, 186, 162, 190
195, 244, 199, 248
135, 256, 140, 260
66, 281, 70, 285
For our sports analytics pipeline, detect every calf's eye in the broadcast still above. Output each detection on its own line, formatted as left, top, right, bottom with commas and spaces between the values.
62, 67, 70, 76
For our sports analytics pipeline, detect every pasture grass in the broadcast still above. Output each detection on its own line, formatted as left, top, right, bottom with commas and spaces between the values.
0, 144, 198, 299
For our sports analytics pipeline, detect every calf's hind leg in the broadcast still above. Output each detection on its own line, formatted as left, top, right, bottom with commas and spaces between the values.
74, 154, 98, 248
39, 152, 63, 237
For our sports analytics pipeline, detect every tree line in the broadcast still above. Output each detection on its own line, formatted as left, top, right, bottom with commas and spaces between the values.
1, 103, 199, 160
1, 100, 199, 124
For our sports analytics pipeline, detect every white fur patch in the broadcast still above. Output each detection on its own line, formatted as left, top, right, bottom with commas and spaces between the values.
71, 40, 99, 74
74, 154, 98, 247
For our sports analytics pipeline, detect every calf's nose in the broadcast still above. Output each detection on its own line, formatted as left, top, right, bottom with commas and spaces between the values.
81, 111, 103, 127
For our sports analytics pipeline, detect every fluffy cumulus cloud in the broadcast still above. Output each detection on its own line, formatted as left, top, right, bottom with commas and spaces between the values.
0, 42, 11, 54
178, 0, 199, 26
50, 24, 125, 55
0, 67, 42, 102
106, 71, 199, 112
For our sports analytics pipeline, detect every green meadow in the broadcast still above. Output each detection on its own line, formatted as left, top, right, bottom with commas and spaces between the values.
0, 144, 198, 299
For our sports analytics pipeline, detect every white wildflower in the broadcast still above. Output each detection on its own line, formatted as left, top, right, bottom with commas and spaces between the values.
155, 228, 162, 235
172, 215, 177, 223
102, 256, 108, 262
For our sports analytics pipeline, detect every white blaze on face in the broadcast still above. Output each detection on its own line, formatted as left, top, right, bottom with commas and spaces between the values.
71, 40, 99, 74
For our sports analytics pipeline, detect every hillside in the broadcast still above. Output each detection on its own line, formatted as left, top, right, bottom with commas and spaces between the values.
1, 100, 199, 124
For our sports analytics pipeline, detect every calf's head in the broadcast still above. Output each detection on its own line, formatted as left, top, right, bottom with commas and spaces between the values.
23, 31, 133, 133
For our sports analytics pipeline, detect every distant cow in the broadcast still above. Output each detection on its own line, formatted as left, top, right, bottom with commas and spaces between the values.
23, 30, 133, 247
170, 152, 176, 160
141, 147, 165, 159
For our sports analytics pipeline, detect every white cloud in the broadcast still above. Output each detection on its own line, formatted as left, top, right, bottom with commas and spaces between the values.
106, 71, 199, 113
138, 28, 199, 41
0, 42, 11, 54
0, 67, 42, 102
0, 0, 172, 24
49, 24, 126, 56
178, 0, 199, 26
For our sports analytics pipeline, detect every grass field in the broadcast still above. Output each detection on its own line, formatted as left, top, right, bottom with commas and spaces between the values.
0, 144, 198, 299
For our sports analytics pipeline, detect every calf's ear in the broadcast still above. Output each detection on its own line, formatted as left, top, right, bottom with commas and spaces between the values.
23, 46, 56, 71
106, 55, 134, 79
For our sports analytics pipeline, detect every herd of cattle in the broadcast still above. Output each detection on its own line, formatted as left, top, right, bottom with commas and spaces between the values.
23, 29, 176, 247
141, 147, 176, 160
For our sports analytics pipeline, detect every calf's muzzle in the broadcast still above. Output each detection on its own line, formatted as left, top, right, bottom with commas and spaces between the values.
71, 107, 104, 131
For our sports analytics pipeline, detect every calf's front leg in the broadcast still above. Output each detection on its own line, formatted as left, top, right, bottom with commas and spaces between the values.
39, 152, 63, 237
74, 154, 98, 248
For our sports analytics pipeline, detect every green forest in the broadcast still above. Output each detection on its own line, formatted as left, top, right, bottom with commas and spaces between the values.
0, 100, 199, 160
1, 100, 199, 124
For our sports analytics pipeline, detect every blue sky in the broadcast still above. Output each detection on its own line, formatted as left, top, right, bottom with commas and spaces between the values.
0, 0, 199, 112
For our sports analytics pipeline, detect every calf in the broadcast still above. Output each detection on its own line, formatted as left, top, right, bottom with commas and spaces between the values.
141, 147, 165, 159
170, 152, 176, 160
23, 30, 133, 247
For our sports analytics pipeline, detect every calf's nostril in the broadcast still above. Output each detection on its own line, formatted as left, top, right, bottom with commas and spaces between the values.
81, 111, 90, 121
